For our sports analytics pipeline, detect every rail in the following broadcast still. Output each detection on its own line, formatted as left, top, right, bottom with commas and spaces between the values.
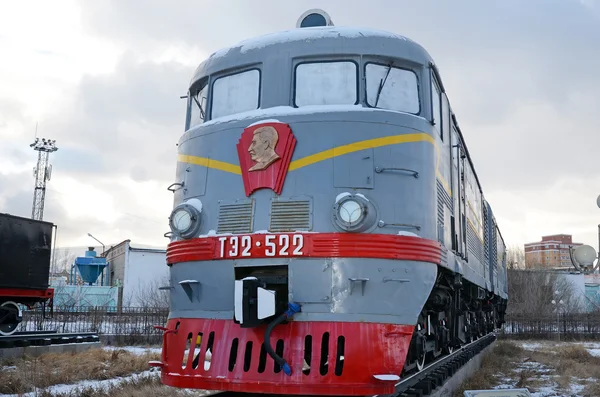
0, 331, 100, 348
385, 332, 496, 396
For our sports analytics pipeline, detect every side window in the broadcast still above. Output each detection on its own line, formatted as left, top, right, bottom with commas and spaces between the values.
189, 80, 208, 128
365, 63, 419, 114
441, 93, 449, 142
431, 76, 442, 139
294, 61, 357, 106
212, 69, 260, 119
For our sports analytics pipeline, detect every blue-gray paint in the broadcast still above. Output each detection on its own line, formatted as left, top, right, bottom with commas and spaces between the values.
167, 24, 508, 325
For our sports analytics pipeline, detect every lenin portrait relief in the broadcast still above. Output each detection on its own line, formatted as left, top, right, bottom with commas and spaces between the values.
247, 126, 280, 171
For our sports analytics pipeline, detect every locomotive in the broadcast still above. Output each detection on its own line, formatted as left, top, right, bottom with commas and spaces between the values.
0, 213, 55, 336
155, 9, 508, 396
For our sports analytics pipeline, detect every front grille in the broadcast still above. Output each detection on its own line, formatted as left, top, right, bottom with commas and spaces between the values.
217, 200, 254, 233
269, 198, 312, 232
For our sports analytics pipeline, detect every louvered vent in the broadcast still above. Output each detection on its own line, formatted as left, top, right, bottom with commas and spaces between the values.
269, 199, 312, 232
217, 200, 254, 233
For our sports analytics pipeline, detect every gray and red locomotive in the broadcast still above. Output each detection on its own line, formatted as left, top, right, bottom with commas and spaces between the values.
155, 9, 508, 396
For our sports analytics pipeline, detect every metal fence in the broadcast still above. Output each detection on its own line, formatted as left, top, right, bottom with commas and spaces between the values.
18, 306, 170, 345
17, 306, 600, 343
502, 313, 600, 340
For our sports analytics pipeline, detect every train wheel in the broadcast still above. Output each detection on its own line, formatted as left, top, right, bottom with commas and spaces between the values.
0, 301, 22, 336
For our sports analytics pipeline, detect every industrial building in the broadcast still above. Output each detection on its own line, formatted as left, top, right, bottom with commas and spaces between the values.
104, 239, 169, 309
51, 240, 168, 310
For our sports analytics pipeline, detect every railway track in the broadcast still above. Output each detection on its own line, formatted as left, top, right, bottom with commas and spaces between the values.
0, 331, 100, 349
385, 332, 496, 396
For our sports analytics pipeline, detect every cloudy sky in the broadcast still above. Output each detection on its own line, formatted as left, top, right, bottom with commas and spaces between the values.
1, 0, 599, 253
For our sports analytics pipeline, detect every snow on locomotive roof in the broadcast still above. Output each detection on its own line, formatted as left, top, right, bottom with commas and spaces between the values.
197, 104, 424, 128
208, 26, 415, 60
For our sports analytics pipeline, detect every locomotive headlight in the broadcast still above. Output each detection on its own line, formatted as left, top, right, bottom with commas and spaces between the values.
169, 198, 203, 239
332, 193, 377, 232
338, 199, 364, 224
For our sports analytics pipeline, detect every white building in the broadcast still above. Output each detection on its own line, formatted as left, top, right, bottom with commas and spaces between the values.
104, 240, 169, 308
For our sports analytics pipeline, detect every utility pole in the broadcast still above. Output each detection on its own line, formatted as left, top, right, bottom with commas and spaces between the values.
30, 138, 58, 221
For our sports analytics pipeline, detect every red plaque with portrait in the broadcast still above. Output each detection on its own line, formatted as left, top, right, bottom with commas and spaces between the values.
236, 121, 297, 196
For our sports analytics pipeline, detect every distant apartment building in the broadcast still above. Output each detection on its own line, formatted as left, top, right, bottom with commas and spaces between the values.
524, 234, 583, 269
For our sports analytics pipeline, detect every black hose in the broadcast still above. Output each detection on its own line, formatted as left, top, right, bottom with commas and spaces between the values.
263, 302, 301, 376
264, 312, 289, 372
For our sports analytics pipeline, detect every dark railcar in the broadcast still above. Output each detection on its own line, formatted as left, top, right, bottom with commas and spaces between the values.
0, 213, 53, 290
0, 213, 55, 336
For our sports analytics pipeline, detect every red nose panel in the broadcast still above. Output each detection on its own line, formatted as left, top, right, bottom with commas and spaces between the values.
157, 318, 414, 396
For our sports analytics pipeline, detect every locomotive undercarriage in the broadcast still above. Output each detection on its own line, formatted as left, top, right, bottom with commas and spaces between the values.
401, 267, 506, 376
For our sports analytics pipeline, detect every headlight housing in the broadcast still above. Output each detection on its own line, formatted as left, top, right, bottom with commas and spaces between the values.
169, 198, 203, 239
332, 193, 377, 232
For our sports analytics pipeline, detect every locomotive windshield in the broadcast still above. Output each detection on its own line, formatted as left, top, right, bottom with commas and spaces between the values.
212, 68, 260, 119
293, 61, 358, 106
365, 63, 420, 114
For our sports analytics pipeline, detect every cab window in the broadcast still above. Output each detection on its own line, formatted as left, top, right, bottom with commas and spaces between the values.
294, 61, 358, 107
365, 63, 420, 114
211, 69, 260, 119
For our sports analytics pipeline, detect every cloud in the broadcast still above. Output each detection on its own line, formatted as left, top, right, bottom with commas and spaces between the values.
2, 0, 600, 252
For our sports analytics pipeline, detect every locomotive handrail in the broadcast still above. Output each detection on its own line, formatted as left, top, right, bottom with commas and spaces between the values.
377, 220, 421, 230
374, 166, 419, 178
167, 182, 184, 192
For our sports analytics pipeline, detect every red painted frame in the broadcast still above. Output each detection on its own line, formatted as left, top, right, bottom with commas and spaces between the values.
167, 233, 442, 265
0, 287, 54, 300
154, 318, 414, 396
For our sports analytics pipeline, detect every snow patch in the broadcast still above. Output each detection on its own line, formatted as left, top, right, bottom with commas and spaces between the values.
335, 192, 352, 203
247, 119, 282, 127
397, 231, 420, 237
102, 346, 162, 355
209, 26, 413, 59
198, 105, 401, 128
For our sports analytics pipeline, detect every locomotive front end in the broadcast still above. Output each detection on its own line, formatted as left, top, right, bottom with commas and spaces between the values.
156, 11, 446, 396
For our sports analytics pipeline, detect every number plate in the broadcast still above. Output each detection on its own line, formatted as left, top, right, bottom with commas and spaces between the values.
218, 234, 304, 258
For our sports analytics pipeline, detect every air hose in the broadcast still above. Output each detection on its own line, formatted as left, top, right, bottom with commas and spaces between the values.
264, 302, 301, 376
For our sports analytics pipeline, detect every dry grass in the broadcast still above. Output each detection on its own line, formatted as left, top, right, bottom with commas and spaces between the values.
454, 339, 600, 397
453, 340, 523, 396
0, 347, 160, 395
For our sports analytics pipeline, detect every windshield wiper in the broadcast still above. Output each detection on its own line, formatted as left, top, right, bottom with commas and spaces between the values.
192, 95, 206, 120
374, 63, 393, 108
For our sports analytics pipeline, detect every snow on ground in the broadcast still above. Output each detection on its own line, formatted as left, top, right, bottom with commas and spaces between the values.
478, 339, 600, 397
0, 369, 160, 397
102, 344, 162, 355
0, 344, 217, 397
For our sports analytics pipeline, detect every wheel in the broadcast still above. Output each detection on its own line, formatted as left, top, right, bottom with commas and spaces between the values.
415, 351, 426, 371
0, 301, 22, 336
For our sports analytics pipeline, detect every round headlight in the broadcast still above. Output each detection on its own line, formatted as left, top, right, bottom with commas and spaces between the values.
172, 208, 193, 232
169, 198, 203, 239
332, 193, 377, 233
338, 199, 363, 225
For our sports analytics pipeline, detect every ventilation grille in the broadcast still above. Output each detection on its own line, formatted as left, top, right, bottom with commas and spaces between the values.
467, 222, 484, 265
483, 204, 490, 263
217, 201, 254, 233
269, 199, 312, 232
